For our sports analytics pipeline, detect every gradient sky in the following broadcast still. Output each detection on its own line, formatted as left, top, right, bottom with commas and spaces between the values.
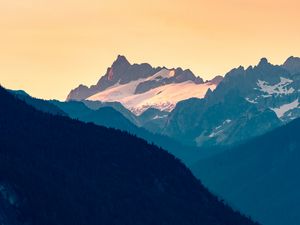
1, 0, 300, 100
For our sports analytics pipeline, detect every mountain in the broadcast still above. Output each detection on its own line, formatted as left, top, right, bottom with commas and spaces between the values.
0, 86, 259, 225
282, 56, 300, 74
209, 57, 300, 123
47, 98, 215, 166
163, 89, 281, 147
161, 57, 300, 147
82, 100, 139, 125
67, 55, 161, 101
66, 56, 300, 148
191, 117, 300, 225
136, 108, 170, 133
50, 100, 138, 132
11, 92, 213, 165
10, 90, 67, 116
67, 55, 221, 115
12, 92, 209, 165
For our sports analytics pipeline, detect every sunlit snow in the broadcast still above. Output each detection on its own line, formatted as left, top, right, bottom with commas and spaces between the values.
87, 69, 216, 115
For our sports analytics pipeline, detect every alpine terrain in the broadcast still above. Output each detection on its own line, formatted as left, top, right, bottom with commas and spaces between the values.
67, 55, 222, 115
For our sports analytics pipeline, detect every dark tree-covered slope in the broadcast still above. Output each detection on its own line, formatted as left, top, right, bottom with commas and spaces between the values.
0, 86, 258, 225
26, 96, 214, 166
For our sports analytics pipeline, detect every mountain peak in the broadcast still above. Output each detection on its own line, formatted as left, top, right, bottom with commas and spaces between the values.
284, 56, 300, 63
258, 57, 270, 66
113, 55, 130, 67
208, 75, 223, 85
282, 56, 300, 74
204, 88, 213, 98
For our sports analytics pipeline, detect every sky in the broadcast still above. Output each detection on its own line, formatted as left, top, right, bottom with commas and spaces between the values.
0, 0, 300, 100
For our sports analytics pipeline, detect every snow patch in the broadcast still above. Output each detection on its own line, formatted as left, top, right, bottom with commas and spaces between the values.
209, 119, 232, 138
271, 99, 299, 119
153, 115, 168, 120
245, 97, 258, 104
256, 77, 294, 96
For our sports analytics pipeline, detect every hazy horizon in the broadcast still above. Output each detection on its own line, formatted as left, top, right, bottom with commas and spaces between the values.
1, 0, 299, 100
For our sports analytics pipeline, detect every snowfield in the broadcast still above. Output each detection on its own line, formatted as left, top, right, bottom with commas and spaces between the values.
87, 69, 216, 115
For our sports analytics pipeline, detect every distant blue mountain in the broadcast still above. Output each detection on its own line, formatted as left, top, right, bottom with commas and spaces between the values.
51, 100, 138, 132
10, 89, 67, 116
192, 116, 300, 225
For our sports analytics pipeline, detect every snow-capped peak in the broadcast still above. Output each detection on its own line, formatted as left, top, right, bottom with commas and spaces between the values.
87, 68, 217, 115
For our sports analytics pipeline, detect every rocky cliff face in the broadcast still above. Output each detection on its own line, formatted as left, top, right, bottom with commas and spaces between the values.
67, 55, 161, 101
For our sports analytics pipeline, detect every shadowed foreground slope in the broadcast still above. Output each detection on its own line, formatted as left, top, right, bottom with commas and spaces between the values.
0, 86, 258, 225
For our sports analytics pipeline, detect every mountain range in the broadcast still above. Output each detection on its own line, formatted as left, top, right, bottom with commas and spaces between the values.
161, 57, 300, 147
67, 55, 222, 115
67, 56, 300, 148
0, 86, 258, 225
65, 55, 300, 225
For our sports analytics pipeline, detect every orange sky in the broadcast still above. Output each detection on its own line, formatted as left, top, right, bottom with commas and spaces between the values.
1, 0, 300, 100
